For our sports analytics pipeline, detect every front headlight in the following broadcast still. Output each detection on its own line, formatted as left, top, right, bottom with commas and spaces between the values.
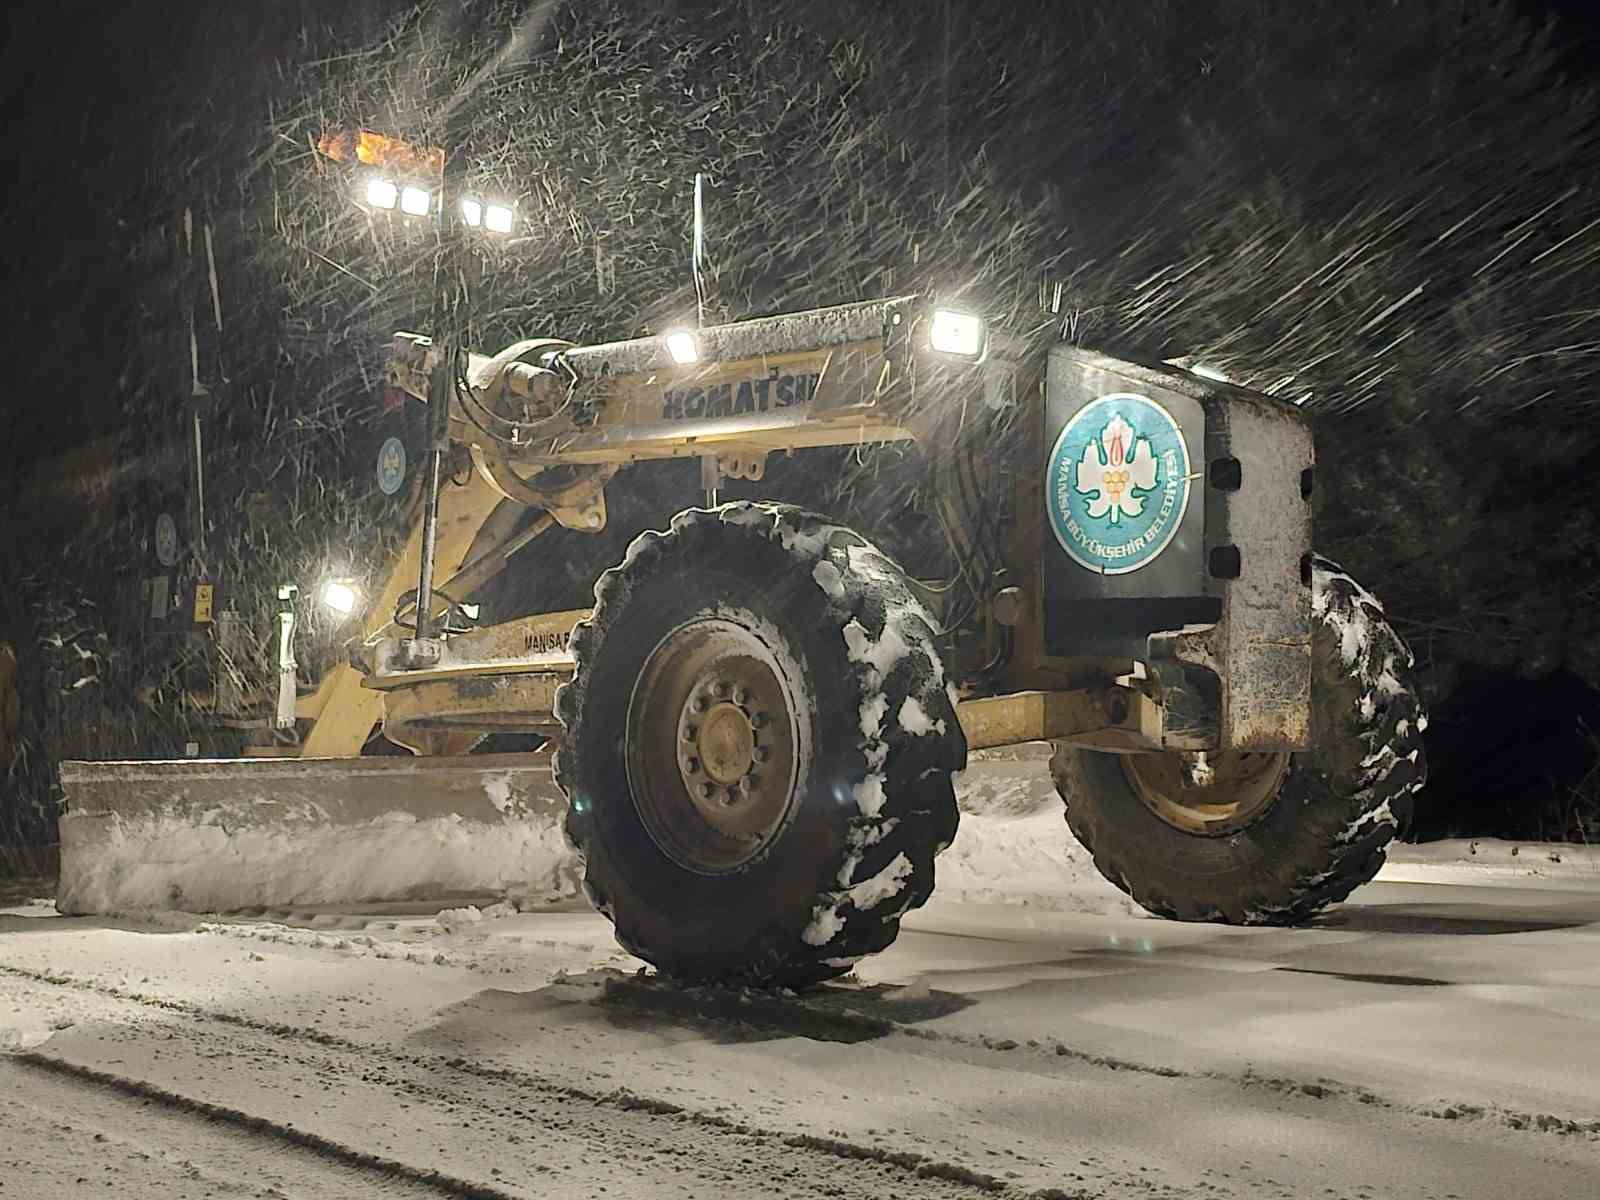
664, 330, 701, 365
320, 580, 360, 617
929, 309, 987, 360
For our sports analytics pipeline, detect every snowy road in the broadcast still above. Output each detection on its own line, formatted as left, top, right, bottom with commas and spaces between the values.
5, 843, 1599, 1200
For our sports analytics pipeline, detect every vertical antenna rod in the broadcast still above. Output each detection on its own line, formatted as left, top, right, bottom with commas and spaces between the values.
692, 172, 707, 328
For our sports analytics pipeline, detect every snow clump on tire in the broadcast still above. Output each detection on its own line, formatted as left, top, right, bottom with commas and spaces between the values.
1054, 555, 1427, 926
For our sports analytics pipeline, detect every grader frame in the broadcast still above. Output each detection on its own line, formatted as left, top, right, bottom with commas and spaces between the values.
352, 296, 1188, 762
58, 289, 1385, 932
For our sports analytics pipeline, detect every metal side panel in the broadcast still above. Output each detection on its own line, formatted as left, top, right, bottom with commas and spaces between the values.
56, 754, 573, 916
1203, 390, 1315, 750
1041, 346, 1314, 750
1040, 347, 1216, 660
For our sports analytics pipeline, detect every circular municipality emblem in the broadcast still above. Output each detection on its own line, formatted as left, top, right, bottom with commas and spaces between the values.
1046, 392, 1191, 575
153, 512, 179, 567
376, 436, 407, 496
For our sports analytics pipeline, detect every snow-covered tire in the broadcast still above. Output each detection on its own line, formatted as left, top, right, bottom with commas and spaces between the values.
554, 502, 965, 987
1052, 556, 1427, 925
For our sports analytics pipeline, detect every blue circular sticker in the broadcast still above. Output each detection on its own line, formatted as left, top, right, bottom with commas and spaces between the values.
1046, 393, 1191, 575
154, 512, 179, 567
377, 436, 407, 496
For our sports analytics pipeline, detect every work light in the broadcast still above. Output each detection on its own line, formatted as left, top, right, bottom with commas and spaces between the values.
664, 330, 700, 365
399, 186, 432, 217
929, 309, 987, 360
320, 580, 360, 617
365, 177, 399, 210
462, 197, 515, 234
484, 203, 515, 234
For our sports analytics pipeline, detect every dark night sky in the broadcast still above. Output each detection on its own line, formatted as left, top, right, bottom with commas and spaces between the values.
1536, 0, 1600, 64
2, 0, 1599, 472
0, 4, 179, 466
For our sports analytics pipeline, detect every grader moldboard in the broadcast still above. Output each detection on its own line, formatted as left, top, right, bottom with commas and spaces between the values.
60, 296, 1426, 986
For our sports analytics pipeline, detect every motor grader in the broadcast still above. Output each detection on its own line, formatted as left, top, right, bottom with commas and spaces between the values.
60, 295, 1426, 986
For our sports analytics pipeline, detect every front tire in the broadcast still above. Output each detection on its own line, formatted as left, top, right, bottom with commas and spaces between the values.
554, 503, 965, 987
1053, 557, 1427, 924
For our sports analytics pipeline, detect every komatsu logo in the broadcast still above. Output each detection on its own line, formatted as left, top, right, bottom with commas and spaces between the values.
661, 372, 820, 421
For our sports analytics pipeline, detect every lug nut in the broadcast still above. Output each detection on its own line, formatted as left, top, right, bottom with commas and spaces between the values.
750, 711, 768, 729
683, 724, 697, 741
685, 756, 700, 775
699, 782, 716, 799
692, 697, 708, 713
713, 680, 730, 698
752, 746, 770, 764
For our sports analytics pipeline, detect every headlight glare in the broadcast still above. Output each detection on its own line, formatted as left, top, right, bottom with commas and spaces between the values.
664, 330, 700, 365
365, 177, 399, 210
484, 203, 515, 234
929, 309, 987, 360
399, 185, 432, 217
321, 580, 360, 617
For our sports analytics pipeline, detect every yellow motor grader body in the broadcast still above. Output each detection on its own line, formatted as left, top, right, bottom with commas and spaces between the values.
362, 296, 1225, 757
57, 296, 1423, 980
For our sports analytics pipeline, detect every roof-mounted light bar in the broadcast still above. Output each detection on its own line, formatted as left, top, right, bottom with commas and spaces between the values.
461, 197, 516, 235
365, 177, 399, 210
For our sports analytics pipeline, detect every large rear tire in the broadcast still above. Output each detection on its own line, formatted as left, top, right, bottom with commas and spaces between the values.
554, 503, 965, 987
1053, 557, 1427, 924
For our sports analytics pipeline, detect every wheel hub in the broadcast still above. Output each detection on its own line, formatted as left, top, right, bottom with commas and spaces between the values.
690, 700, 756, 787
1121, 749, 1290, 837
628, 619, 802, 873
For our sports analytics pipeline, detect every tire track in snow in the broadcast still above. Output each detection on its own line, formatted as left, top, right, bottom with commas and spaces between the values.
0, 962, 1039, 1199
589, 972, 1600, 1141
0, 1056, 485, 1200
8, 1053, 526, 1200
10, 956, 1599, 1150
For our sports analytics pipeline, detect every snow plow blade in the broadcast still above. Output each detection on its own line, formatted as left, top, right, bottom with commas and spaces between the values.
55, 754, 577, 915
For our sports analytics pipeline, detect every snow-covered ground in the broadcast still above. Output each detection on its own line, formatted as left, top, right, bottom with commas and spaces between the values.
4, 756, 1600, 1198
